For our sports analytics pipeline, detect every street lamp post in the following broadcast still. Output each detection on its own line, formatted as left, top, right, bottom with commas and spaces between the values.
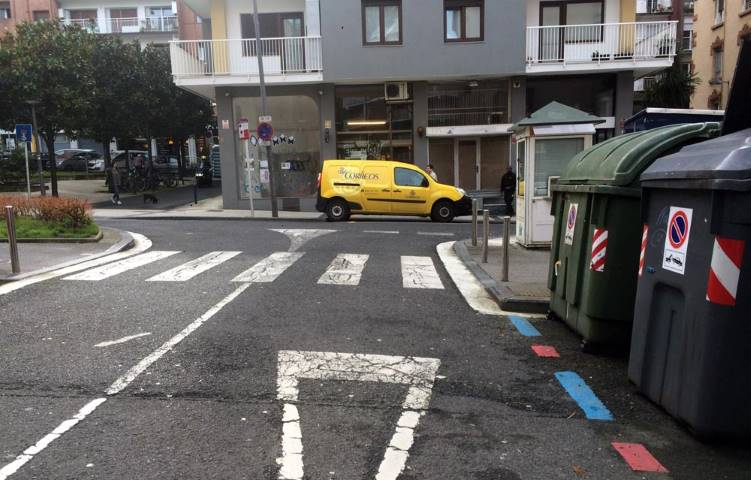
26, 100, 45, 197
252, 0, 278, 218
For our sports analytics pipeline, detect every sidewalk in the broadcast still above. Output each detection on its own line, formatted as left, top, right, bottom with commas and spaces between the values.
0, 227, 133, 281
455, 236, 551, 313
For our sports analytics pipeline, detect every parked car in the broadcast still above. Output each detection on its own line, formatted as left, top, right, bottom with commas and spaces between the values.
111, 150, 149, 169
195, 160, 213, 187
55, 149, 101, 171
88, 157, 106, 172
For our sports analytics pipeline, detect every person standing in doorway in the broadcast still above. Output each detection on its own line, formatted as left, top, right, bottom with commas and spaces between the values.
426, 164, 438, 182
110, 158, 123, 206
500, 166, 516, 215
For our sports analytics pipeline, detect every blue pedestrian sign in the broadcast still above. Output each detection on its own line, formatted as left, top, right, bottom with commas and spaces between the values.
15, 124, 33, 143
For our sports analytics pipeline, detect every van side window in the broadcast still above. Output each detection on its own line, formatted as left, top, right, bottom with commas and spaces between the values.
395, 168, 429, 187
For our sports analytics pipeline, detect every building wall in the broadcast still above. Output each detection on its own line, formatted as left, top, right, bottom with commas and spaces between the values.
1, 0, 59, 34
319, 0, 525, 83
692, 0, 751, 109
177, 0, 202, 40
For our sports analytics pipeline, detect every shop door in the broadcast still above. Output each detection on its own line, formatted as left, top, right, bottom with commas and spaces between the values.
458, 140, 478, 190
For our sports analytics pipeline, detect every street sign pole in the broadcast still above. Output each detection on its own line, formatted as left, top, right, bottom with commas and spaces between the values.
252, 0, 278, 218
23, 142, 31, 199
244, 138, 255, 217
28, 102, 45, 196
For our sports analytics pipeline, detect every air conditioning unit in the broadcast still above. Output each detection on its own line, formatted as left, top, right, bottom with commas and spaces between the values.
384, 82, 409, 101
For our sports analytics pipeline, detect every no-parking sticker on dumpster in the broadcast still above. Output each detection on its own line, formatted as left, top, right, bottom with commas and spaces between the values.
564, 203, 578, 245
662, 206, 693, 275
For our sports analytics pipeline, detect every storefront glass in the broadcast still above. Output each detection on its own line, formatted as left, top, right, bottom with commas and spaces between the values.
233, 95, 320, 199
335, 85, 413, 163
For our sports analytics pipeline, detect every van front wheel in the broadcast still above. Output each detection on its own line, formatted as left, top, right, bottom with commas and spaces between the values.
325, 199, 350, 221
431, 200, 455, 222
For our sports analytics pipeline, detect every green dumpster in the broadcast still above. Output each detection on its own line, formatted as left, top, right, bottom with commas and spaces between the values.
547, 122, 720, 351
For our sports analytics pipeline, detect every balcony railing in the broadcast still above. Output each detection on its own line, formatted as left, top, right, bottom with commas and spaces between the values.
526, 21, 677, 69
169, 36, 323, 79
64, 16, 177, 33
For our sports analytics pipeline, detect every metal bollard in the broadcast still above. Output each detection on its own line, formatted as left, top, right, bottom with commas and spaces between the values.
482, 209, 490, 263
471, 198, 479, 246
502, 216, 511, 281
5, 205, 20, 274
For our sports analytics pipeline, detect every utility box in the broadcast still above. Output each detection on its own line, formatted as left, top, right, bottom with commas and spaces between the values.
628, 127, 751, 439
548, 123, 720, 350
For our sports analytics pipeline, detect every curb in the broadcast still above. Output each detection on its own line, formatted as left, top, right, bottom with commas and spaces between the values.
0, 230, 103, 244
453, 239, 549, 314
0, 227, 134, 283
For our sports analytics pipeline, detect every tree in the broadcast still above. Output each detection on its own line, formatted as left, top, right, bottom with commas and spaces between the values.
5, 21, 96, 196
644, 55, 700, 109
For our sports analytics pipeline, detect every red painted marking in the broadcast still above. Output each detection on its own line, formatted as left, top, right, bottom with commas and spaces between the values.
612, 442, 669, 473
707, 236, 745, 306
590, 228, 608, 272
639, 224, 649, 277
531, 345, 560, 358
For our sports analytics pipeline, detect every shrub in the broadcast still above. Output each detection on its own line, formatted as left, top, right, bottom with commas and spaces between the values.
0, 195, 92, 228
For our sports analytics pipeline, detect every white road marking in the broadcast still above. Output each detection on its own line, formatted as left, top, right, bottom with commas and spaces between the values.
0, 232, 151, 296
317, 254, 369, 286
401, 256, 444, 289
417, 232, 455, 237
94, 332, 152, 348
270, 229, 336, 252
436, 241, 542, 318
276, 350, 441, 480
63, 251, 180, 281
363, 230, 400, 234
106, 283, 251, 395
0, 398, 107, 480
231, 252, 304, 283
146, 251, 241, 282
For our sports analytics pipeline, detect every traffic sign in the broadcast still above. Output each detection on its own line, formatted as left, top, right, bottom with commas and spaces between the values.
238, 118, 250, 140
14, 124, 32, 143
258, 115, 272, 123
257, 122, 274, 142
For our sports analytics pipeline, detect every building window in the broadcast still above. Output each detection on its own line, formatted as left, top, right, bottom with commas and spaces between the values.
744, 0, 751, 12
682, 28, 692, 50
427, 81, 508, 127
362, 0, 402, 45
714, 0, 724, 24
444, 0, 484, 42
0, 2, 11, 19
712, 48, 723, 83
32, 10, 50, 21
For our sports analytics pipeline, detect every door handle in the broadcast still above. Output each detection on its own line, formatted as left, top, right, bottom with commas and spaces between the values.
382, 189, 391, 192
393, 189, 402, 193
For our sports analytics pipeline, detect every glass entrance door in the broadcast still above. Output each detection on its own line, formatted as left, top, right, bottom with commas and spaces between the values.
539, 3, 563, 62
281, 13, 304, 72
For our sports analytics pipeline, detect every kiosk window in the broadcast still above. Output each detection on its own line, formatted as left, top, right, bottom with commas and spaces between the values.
534, 138, 583, 196
395, 168, 428, 187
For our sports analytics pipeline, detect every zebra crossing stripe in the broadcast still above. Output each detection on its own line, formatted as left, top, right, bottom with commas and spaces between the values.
706, 236, 745, 306
318, 254, 369, 286
147, 251, 241, 282
63, 251, 180, 281
590, 228, 608, 272
231, 252, 305, 283
401, 256, 444, 289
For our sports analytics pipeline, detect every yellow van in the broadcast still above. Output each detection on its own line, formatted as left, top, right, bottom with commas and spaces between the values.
316, 160, 471, 222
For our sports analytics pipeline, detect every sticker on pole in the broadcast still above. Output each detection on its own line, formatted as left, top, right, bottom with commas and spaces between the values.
662, 206, 693, 275
564, 203, 578, 245
237, 118, 250, 140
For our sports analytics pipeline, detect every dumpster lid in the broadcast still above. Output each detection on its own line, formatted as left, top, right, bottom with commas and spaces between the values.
558, 122, 721, 187
641, 127, 751, 190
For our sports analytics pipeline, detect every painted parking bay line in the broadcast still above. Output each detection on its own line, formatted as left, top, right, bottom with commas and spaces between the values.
417, 232, 455, 237
232, 252, 305, 283
147, 251, 241, 282
63, 251, 180, 281
95, 332, 152, 348
612, 442, 669, 473
508, 316, 542, 337
555, 371, 613, 421
401, 256, 444, 289
318, 253, 369, 286
363, 230, 400, 234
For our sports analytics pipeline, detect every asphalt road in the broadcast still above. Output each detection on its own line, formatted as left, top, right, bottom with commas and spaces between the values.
0, 218, 749, 479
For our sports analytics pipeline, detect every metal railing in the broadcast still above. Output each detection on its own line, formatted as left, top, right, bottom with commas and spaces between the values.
64, 16, 178, 33
526, 21, 677, 66
427, 88, 508, 127
169, 36, 323, 78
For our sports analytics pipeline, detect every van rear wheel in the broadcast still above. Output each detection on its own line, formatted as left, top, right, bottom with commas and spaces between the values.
431, 200, 455, 222
326, 199, 350, 221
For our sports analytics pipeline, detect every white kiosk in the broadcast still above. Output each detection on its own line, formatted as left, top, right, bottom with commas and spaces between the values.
512, 102, 603, 248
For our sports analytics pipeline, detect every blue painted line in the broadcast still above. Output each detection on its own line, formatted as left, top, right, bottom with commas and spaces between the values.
555, 371, 614, 421
508, 316, 542, 337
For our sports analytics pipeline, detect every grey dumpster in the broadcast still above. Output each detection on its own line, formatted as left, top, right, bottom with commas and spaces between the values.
628, 127, 751, 439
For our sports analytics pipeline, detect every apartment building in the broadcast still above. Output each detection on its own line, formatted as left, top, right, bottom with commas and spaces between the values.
0, 0, 57, 33
691, 0, 751, 109
170, 0, 676, 210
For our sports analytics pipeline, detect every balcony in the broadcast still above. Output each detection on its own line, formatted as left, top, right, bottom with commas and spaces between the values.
169, 36, 323, 92
526, 21, 677, 75
64, 16, 178, 34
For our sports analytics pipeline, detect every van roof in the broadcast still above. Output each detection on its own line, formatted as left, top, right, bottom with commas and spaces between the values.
323, 159, 420, 168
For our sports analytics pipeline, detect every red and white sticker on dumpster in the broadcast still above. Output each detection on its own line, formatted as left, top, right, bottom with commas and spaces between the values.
662, 206, 693, 275
564, 203, 578, 245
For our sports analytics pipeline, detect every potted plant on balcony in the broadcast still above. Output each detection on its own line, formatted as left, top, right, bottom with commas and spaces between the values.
591, 51, 611, 62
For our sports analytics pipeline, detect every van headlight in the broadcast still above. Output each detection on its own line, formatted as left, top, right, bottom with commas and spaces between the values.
456, 187, 466, 196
